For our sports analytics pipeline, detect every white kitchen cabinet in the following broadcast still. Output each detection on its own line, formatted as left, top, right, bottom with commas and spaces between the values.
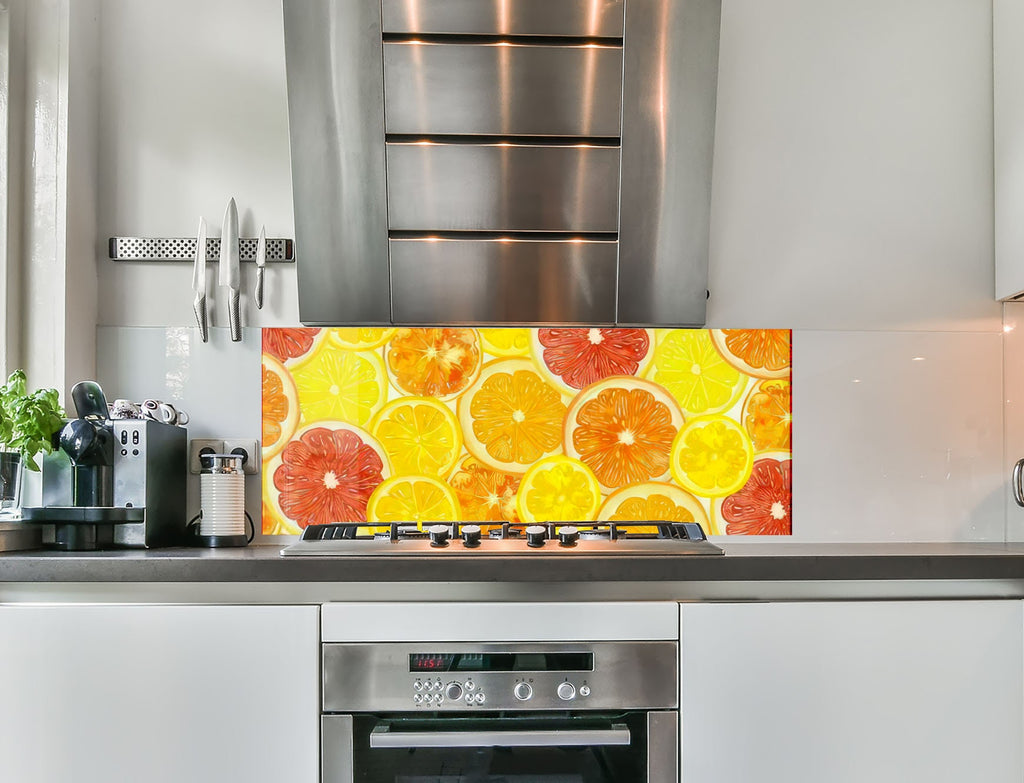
0, 604, 319, 783
996, 0, 1024, 300
679, 601, 1023, 783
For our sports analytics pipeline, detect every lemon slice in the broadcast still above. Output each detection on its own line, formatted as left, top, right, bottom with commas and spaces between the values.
479, 328, 531, 357
516, 456, 601, 524
370, 397, 463, 478
670, 414, 754, 498
367, 475, 462, 525
291, 345, 387, 427
645, 330, 749, 417
597, 482, 712, 534
328, 327, 395, 351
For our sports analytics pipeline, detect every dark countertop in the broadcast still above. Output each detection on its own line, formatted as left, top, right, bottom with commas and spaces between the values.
3, 542, 1024, 583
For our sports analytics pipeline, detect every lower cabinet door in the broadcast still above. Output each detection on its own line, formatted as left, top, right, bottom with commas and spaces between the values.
0, 604, 319, 783
679, 600, 1023, 783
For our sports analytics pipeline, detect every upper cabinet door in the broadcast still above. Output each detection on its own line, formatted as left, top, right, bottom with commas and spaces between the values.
996, 0, 1024, 300
283, 0, 721, 326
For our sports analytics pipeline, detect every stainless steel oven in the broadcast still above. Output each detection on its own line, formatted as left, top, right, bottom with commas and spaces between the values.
321, 641, 678, 782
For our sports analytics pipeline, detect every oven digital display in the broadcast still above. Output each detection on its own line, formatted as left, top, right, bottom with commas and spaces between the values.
409, 652, 594, 673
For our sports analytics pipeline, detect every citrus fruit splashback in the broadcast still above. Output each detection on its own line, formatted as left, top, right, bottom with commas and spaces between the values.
261, 328, 793, 536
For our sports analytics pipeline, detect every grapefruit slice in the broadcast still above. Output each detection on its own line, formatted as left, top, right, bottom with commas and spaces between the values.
264, 421, 390, 529
448, 456, 520, 525
563, 376, 684, 491
385, 328, 482, 400
457, 358, 567, 473
669, 414, 755, 498
369, 397, 463, 479
261, 354, 300, 460
262, 327, 323, 364
531, 328, 653, 395
515, 455, 602, 524
710, 329, 791, 379
712, 453, 792, 535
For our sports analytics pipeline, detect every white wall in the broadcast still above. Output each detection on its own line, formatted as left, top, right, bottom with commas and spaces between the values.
91, 0, 1004, 541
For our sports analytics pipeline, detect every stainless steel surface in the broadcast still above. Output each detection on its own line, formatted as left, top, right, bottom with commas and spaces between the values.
321, 715, 354, 783
381, 0, 625, 37
390, 238, 617, 323
191, 217, 208, 342
282, 536, 722, 557
1014, 458, 1024, 508
386, 142, 621, 231
647, 711, 679, 783
0, 522, 42, 553
109, 236, 293, 262
219, 198, 241, 342
383, 42, 623, 137
617, 0, 721, 326
368, 723, 631, 748
322, 641, 678, 712
284, 0, 391, 326
254, 225, 266, 310
199, 453, 244, 475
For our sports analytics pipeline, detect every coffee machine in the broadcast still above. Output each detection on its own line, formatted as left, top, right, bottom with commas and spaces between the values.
22, 381, 187, 550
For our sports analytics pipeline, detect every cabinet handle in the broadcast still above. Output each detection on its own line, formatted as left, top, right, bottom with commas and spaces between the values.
1013, 459, 1024, 507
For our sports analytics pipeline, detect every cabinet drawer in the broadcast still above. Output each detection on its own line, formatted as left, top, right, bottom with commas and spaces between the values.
384, 42, 623, 137
386, 143, 621, 232
390, 238, 617, 323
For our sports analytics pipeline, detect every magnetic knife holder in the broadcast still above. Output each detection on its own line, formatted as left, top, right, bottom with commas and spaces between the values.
108, 237, 294, 263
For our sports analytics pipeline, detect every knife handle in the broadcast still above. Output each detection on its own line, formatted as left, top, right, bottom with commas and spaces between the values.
193, 294, 209, 343
255, 267, 265, 310
229, 289, 241, 342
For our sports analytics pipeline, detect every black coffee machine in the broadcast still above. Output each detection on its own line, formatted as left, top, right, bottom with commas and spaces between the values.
22, 381, 187, 550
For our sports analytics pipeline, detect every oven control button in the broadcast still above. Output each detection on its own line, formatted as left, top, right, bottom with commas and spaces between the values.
413, 680, 423, 691
462, 524, 482, 547
413, 694, 422, 705
579, 685, 591, 697
557, 682, 576, 701
474, 692, 486, 705
513, 682, 533, 701
465, 694, 473, 705
434, 693, 443, 704
445, 682, 464, 701
428, 524, 450, 547
558, 526, 579, 547
525, 525, 547, 548
465, 680, 475, 691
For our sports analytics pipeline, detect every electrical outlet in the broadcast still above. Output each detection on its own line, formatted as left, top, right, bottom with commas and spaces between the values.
223, 438, 260, 475
189, 439, 224, 474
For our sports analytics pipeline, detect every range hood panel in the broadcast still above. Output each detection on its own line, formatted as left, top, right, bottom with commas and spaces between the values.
284, 0, 721, 327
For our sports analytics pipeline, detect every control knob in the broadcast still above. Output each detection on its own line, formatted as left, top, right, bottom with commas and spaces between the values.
513, 682, 533, 701
445, 682, 464, 701
558, 526, 579, 547
556, 682, 576, 701
428, 524, 450, 547
525, 525, 547, 548
462, 524, 482, 548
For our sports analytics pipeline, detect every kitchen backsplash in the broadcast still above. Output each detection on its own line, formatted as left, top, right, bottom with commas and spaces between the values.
261, 328, 792, 536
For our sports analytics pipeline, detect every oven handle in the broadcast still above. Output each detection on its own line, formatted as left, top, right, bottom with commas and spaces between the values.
369, 723, 631, 749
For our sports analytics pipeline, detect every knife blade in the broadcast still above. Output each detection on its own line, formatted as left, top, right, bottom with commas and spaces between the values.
192, 217, 208, 342
219, 197, 241, 342
254, 224, 266, 310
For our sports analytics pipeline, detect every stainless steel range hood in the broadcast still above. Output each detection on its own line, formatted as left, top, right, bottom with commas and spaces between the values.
283, 0, 721, 326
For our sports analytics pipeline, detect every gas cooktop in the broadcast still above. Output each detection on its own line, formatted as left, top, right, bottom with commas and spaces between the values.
280, 521, 723, 557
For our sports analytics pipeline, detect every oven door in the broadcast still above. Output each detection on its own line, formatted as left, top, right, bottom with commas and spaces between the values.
323, 711, 677, 783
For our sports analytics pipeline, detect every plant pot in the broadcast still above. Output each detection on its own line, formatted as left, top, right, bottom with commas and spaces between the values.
0, 451, 23, 517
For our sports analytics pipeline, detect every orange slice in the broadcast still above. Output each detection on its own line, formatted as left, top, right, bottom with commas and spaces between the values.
369, 397, 463, 479
597, 482, 712, 535
264, 421, 391, 529
516, 456, 601, 524
262, 327, 323, 365
742, 378, 792, 452
645, 330, 748, 417
261, 354, 300, 460
367, 475, 462, 525
385, 328, 482, 400
712, 452, 792, 535
711, 329, 791, 379
670, 414, 754, 498
290, 344, 387, 427
563, 376, 684, 491
448, 457, 520, 524
457, 358, 567, 473
531, 328, 654, 395
328, 327, 395, 351
479, 328, 530, 357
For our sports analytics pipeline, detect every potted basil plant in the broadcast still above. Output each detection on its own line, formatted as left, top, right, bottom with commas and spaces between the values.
0, 370, 65, 516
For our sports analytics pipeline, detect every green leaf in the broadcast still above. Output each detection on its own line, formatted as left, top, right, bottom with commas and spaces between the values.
0, 370, 65, 471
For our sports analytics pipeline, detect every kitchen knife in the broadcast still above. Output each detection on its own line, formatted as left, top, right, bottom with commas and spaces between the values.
254, 224, 266, 310
192, 217, 208, 342
219, 197, 241, 342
